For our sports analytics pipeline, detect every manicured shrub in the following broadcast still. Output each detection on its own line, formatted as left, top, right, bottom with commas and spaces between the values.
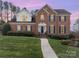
61, 40, 71, 45
2, 23, 11, 35
7, 31, 35, 37
48, 34, 74, 40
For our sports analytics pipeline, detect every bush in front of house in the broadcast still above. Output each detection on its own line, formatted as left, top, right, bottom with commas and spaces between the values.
61, 40, 71, 45
2, 23, 11, 35
7, 31, 35, 37
48, 34, 74, 40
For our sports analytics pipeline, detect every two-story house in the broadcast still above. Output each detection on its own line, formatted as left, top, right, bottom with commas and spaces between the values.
9, 4, 71, 36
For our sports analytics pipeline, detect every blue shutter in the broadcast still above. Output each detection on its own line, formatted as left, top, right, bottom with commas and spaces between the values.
54, 15, 55, 21
26, 26, 27, 32
49, 15, 50, 22
49, 26, 50, 33
64, 26, 66, 33
59, 16, 61, 22
16, 25, 17, 32
64, 16, 66, 22
31, 25, 32, 32
54, 26, 55, 33
59, 26, 61, 33
21, 26, 22, 32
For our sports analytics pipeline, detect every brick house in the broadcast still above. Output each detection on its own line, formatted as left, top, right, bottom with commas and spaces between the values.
9, 4, 71, 36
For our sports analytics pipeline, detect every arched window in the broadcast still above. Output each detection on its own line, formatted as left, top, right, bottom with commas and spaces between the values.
40, 14, 44, 21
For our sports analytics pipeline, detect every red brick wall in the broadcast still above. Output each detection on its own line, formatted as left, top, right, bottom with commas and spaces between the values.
9, 23, 36, 33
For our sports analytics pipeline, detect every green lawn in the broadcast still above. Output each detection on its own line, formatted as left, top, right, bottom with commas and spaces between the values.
48, 39, 79, 58
0, 36, 43, 58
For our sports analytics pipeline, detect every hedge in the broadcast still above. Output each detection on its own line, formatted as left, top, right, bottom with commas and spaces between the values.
2, 23, 11, 35
48, 34, 74, 40
7, 31, 35, 37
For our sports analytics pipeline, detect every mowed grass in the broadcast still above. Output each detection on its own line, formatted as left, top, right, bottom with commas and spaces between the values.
0, 36, 43, 58
48, 39, 79, 58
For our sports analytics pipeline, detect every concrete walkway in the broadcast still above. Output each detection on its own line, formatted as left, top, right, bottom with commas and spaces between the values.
40, 38, 58, 58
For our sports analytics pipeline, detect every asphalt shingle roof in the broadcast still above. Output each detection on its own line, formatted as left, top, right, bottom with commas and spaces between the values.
54, 9, 71, 14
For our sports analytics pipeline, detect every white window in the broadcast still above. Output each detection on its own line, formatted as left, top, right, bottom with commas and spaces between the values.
50, 15, 54, 21
40, 14, 44, 21
61, 16, 64, 22
61, 25, 64, 34
17, 25, 21, 31
50, 25, 54, 33
27, 25, 31, 31
20, 16, 23, 21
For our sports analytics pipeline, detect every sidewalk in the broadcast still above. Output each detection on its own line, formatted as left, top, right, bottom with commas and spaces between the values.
40, 38, 58, 58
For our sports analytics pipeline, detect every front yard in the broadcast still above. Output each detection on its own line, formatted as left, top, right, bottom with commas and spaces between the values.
0, 36, 43, 58
48, 39, 79, 58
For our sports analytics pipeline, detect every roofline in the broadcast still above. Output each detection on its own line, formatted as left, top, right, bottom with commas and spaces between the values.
35, 4, 58, 16
54, 9, 71, 15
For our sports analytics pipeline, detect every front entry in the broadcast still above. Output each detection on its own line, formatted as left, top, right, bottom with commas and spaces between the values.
38, 23, 46, 35
41, 26, 44, 34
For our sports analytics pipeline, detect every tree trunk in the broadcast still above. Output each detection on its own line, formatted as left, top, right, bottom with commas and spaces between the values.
1, 10, 2, 21
7, 9, 8, 23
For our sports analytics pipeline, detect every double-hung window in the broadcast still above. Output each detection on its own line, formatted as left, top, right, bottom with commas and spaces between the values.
26, 25, 32, 32
59, 16, 66, 22
59, 25, 66, 34
40, 14, 44, 21
49, 15, 55, 22
49, 25, 55, 34
17, 25, 22, 32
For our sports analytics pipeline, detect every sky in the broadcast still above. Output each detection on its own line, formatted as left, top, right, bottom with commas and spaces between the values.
3, 0, 79, 30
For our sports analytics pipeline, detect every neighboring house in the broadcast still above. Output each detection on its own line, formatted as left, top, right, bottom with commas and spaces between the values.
16, 8, 31, 22
9, 4, 71, 36
73, 19, 79, 32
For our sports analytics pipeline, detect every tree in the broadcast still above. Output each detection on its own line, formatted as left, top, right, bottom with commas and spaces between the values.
11, 15, 16, 22
12, 5, 16, 15
0, 0, 3, 21
4, 1, 9, 22
2, 23, 11, 35
8, 2, 13, 20
0, 20, 5, 25
16, 6, 20, 13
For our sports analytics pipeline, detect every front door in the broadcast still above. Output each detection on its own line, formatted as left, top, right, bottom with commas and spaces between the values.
41, 26, 44, 34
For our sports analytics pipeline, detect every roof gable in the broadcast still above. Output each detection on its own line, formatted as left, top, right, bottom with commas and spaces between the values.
35, 4, 57, 15
17, 9, 31, 16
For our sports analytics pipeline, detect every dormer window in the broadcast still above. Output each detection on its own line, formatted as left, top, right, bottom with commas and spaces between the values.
23, 15, 25, 21
40, 14, 44, 21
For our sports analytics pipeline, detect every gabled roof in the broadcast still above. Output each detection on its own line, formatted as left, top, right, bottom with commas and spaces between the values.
17, 8, 30, 15
54, 9, 71, 15
35, 4, 57, 15
35, 4, 71, 15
